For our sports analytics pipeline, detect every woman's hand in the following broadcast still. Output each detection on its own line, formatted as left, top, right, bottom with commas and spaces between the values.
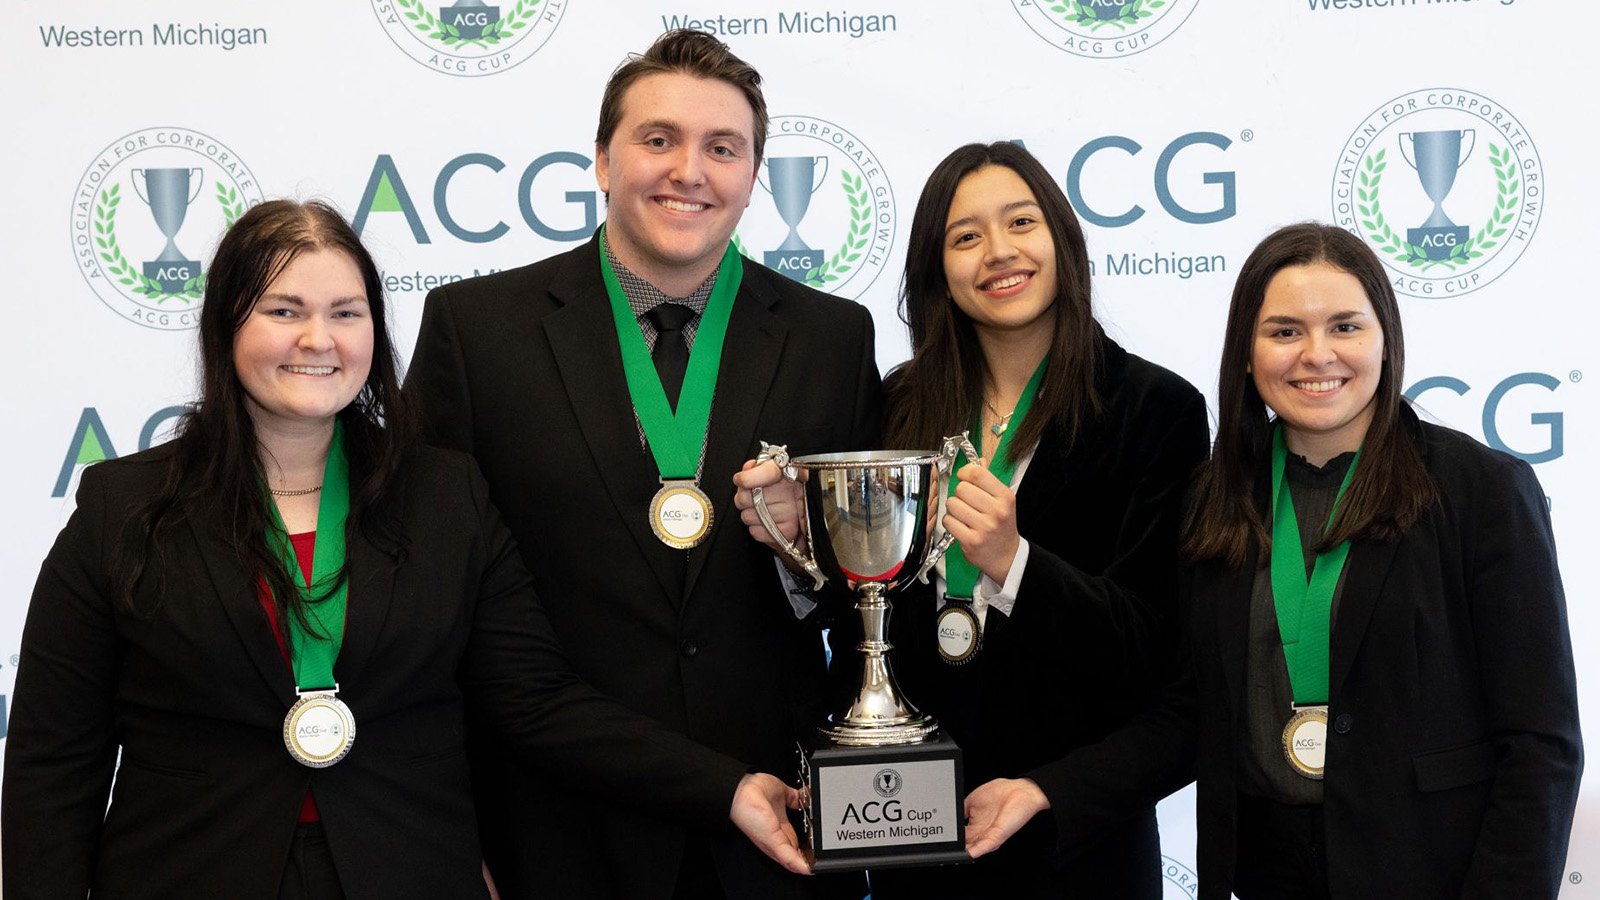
963, 777, 1050, 859
730, 773, 811, 875
944, 463, 1020, 584
733, 460, 807, 558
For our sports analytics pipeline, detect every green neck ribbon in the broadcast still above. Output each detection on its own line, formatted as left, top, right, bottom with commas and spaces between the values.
265, 419, 351, 693
943, 356, 1049, 599
1268, 424, 1361, 705
598, 226, 743, 480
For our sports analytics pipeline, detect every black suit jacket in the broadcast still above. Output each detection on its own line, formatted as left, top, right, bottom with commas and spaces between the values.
1031, 412, 1583, 899
2, 443, 749, 900
871, 336, 1209, 898
405, 236, 881, 900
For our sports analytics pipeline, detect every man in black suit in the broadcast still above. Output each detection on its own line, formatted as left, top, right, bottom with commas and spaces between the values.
405, 28, 879, 900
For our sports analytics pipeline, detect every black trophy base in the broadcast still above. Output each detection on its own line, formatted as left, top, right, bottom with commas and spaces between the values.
803, 731, 971, 873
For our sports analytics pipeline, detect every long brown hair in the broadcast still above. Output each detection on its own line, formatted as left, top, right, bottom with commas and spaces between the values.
116, 200, 415, 635
884, 142, 1099, 460
1185, 222, 1434, 566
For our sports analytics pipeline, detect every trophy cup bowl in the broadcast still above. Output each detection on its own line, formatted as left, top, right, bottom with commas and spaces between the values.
131, 167, 204, 263
752, 435, 977, 871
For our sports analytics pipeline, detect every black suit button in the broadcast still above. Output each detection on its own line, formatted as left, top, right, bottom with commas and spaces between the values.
681, 640, 699, 658
1334, 713, 1354, 734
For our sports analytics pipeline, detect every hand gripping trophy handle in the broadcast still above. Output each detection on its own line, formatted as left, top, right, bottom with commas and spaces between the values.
751, 442, 828, 590
914, 432, 981, 585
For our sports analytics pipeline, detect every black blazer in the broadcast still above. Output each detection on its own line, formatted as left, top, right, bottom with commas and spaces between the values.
405, 236, 881, 900
1, 443, 749, 900
870, 336, 1209, 898
1031, 412, 1583, 899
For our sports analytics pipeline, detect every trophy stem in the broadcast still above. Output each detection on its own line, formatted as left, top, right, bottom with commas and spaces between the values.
820, 583, 938, 747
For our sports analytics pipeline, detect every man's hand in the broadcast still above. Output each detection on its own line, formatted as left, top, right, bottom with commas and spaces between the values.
730, 773, 811, 875
733, 460, 806, 556
943, 463, 1020, 584
964, 777, 1050, 859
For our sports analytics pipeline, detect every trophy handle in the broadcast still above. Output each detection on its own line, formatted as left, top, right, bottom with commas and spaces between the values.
915, 432, 981, 585
811, 156, 829, 193
1397, 133, 1418, 170
752, 441, 827, 591
1458, 129, 1476, 166
757, 158, 773, 196
187, 168, 204, 204
130, 169, 151, 205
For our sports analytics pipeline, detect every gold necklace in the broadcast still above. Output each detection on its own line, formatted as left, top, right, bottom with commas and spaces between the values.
269, 484, 323, 497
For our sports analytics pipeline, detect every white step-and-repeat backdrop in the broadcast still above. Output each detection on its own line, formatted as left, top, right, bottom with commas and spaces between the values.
3, 1, 1594, 894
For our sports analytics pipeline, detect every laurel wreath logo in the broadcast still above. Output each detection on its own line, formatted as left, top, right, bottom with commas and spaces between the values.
804, 171, 871, 287
1051, 0, 1166, 30
396, 0, 541, 48
1357, 144, 1518, 272
94, 181, 242, 302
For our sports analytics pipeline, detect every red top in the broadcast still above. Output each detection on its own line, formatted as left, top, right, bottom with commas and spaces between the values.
258, 530, 321, 823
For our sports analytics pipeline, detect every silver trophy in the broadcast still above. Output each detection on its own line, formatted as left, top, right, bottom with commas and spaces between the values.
131, 167, 203, 293
758, 156, 829, 282
752, 434, 977, 871
1400, 129, 1475, 260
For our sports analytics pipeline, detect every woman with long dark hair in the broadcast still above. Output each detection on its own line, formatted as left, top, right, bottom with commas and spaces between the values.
2, 200, 806, 900
964, 222, 1582, 897
863, 142, 1209, 897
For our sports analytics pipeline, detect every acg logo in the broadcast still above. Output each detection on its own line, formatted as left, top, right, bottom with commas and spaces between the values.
841, 800, 903, 824
1405, 373, 1566, 464
352, 152, 598, 244
53, 407, 186, 497
1063, 131, 1238, 228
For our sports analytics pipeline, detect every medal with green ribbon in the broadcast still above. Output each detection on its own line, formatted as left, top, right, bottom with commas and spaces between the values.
936, 356, 1049, 665
1269, 423, 1360, 779
598, 227, 742, 549
269, 420, 357, 768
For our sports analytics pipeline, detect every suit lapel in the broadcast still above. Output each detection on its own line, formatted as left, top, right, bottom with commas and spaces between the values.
1329, 538, 1400, 698
687, 272, 786, 597
185, 511, 296, 704
542, 241, 682, 601
332, 534, 398, 693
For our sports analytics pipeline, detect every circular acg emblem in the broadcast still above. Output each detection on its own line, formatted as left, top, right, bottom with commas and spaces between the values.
371, 0, 565, 77
873, 768, 903, 798
1009, 0, 1200, 59
1330, 88, 1543, 299
650, 480, 713, 549
69, 127, 263, 331
284, 692, 357, 769
936, 603, 980, 665
1282, 706, 1328, 780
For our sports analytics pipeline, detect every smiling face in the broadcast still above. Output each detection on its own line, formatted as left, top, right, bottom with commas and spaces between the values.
1251, 261, 1386, 463
942, 165, 1059, 344
233, 248, 374, 437
595, 71, 758, 296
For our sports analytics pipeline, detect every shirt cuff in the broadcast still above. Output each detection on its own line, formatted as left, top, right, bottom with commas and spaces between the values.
977, 538, 1030, 618
775, 558, 818, 619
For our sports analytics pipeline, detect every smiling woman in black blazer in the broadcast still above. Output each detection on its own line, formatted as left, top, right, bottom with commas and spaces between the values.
964, 222, 1583, 898
1, 200, 807, 900
849, 142, 1208, 898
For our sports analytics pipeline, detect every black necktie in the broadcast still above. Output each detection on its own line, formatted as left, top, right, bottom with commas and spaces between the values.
645, 302, 693, 411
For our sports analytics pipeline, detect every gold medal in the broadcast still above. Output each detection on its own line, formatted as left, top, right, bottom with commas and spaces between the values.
935, 601, 980, 665
650, 479, 713, 549
284, 689, 356, 769
1282, 705, 1328, 780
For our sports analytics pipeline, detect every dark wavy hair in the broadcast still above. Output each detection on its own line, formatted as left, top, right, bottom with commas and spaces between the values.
596, 28, 769, 165
1185, 222, 1434, 566
884, 142, 1100, 462
116, 200, 415, 634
